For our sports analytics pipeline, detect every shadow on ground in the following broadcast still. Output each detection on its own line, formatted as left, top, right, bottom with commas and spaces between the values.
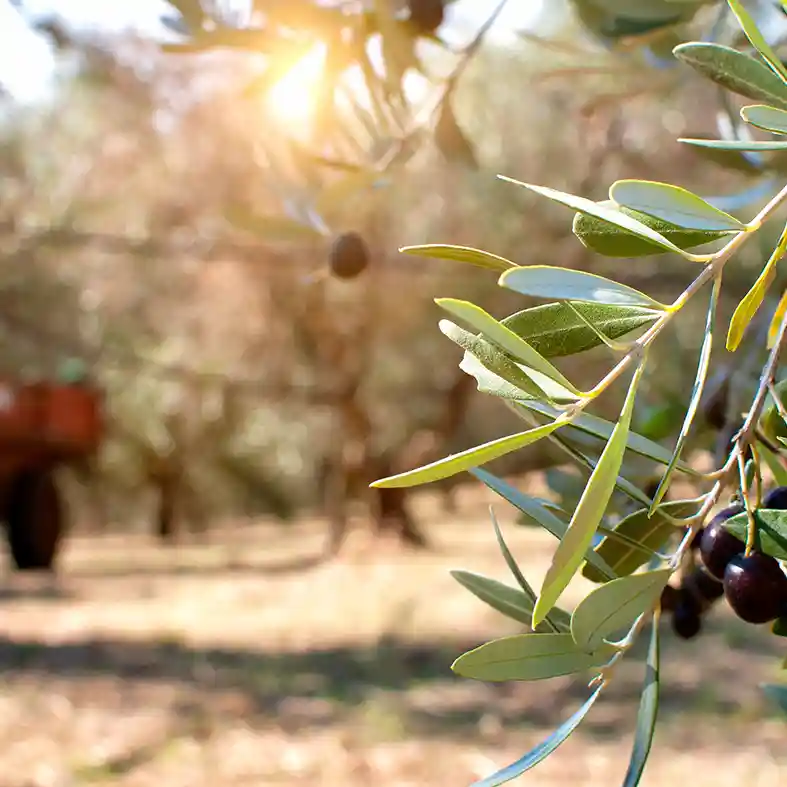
0, 622, 781, 743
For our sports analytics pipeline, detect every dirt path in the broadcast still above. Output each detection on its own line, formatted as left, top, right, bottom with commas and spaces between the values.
0, 487, 784, 786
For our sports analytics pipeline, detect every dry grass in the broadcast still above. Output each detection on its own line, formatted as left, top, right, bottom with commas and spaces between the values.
0, 482, 784, 786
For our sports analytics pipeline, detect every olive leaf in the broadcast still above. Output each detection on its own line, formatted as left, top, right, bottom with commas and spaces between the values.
451, 633, 617, 682
723, 509, 787, 560
570, 569, 671, 650
440, 321, 548, 400
727, 224, 787, 351
582, 500, 699, 583
498, 177, 708, 260
501, 302, 658, 357
467, 687, 603, 787
435, 85, 478, 168
673, 42, 787, 111
679, 139, 787, 152
450, 570, 571, 632
498, 266, 667, 310
490, 509, 568, 633
622, 616, 661, 787
610, 180, 745, 232
651, 279, 718, 510
474, 470, 617, 582
532, 361, 644, 627
370, 419, 566, 488
572, 201, 730, 257
400, 244, 516, 272
726, 0, 787, 84
741, 104, 787, 135
436, 298, 582, 395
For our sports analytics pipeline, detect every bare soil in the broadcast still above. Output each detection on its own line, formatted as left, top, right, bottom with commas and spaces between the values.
0, 483, 784, 786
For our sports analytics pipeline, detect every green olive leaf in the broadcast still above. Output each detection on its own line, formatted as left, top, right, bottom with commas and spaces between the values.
533, 362, 644, 627
475, 469, 617, 583
468, 688, 604, 787
498, 177, 708, 260
610, 180, 745, 232
723, 509, 787, 559
451, 633, 617, 682
622, 615, 661, 787
400, 244, 516, 272
489, 509, 568, 633
741, 104, 787, 135
436, 298, 582, 395
679, 138, 787, 152
727, 224, 787, 351
498, 266, 667, 310
450, 570, 571, 632
582, 500, 699, 583
572, 202, 730, 257
651, 280, 718, 510
571, 569, 671, 651
370, 419, 566, 489
726, 0, 787, 84
673, 42, 787, 110
512, 399, 700, 474
501, 302, 659, 357
439, 321, 547, 400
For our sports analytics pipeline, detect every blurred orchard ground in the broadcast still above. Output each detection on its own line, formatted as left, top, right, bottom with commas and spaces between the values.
0, 1, 784, 785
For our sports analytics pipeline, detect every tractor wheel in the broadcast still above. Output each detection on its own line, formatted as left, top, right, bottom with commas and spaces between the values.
5, 469, 64, 571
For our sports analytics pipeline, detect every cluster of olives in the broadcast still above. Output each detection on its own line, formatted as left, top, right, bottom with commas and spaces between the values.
662, 487, 787, 638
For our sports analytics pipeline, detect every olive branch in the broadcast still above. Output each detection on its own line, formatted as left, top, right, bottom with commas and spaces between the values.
371, 2, 787, 783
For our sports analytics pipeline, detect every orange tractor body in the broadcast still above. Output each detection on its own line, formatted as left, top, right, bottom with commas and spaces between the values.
0, 380, 103, 570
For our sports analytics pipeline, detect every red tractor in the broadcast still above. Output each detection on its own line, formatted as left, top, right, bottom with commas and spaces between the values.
0, 374, 103, 571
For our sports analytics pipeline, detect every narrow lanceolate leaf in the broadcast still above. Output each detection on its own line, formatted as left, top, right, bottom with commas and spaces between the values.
498, 266, 666, 311
726, 0, 787, 83
723, 509, 787, 559
490, 509, 568, 633
477, 472, 617, 583
571, 569, 671, 650
400, 244, 516, 272
451, 633, 616, 682
622, 616, 661, 787
673, 43, 787, 111
469, 689, 604, 787
450, 570, 571, 632
583, 500, 699, 583
370, 420, 566, 489
679, 140, 787, 151
497, 177, 707, 260
760, 684, 787, 715
609, 180, 745, 232
440, 321, 546, 399
513, 399, 699, 474
768, 290, 787, 349
573, 202, 731, 257
533, 362, 645, 628
652, 280, 718, 510
459, 353, 547, 405
501, 302, 658, 357
741, 104, 787, 135
727, 224, 787, 351
436, 299, 581, 395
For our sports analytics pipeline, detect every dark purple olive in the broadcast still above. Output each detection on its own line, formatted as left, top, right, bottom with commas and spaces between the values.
723, 553, 787, 624
763, 486, 787, 511
699, 505, 745, 581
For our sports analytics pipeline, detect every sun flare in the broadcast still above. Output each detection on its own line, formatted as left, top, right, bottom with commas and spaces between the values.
265, 45, 326, 128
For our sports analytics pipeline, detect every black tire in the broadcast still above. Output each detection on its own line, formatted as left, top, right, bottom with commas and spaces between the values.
5, 470, 64, 571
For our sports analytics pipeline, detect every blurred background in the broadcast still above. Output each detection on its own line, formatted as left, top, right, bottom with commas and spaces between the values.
0, 1, 784, 785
